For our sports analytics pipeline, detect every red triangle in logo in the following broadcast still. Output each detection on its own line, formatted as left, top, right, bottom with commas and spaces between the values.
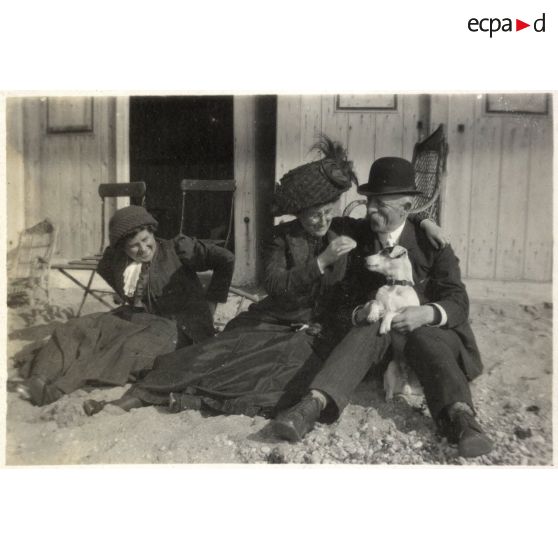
516, 19, 530, 31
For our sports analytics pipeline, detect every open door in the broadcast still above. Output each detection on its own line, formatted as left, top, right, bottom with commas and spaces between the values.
124, 94, 277, 286
129, 96, 235, 242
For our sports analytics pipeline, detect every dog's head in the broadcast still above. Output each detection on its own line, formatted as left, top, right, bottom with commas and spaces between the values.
365, 245, 409, 271
364, 245, 414, 282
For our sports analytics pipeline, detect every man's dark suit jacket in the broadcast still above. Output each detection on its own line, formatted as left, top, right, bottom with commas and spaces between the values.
332, 218, 483, 381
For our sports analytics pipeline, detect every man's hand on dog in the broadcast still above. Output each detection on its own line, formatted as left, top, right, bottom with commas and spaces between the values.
390, 306, 436, 333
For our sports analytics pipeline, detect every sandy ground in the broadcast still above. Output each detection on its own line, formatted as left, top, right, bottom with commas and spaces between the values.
4, 287, 553, 466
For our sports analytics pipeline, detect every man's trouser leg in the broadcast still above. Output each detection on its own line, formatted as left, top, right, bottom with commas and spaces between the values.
310, 321, 391, 421
404, 327, 473, 421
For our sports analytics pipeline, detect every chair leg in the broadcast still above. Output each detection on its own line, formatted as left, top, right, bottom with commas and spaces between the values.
76, 270, 96, 317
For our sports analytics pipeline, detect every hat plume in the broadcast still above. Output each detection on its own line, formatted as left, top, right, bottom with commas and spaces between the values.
313, 135, 358, 188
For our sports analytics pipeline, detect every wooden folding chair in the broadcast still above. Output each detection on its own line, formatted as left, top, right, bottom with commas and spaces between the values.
179, 179, 260, 307
179, 179, 236, 249
8, 219, 57, 306
51, 182, 146, 316
343, 124, 449, 224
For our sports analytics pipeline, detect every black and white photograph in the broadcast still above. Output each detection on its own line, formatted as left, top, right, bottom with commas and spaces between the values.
4, 92, 553, 466
1, 2, 557, 557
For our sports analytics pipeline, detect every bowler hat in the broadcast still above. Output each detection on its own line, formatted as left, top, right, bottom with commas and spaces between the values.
357, 157, 422, 197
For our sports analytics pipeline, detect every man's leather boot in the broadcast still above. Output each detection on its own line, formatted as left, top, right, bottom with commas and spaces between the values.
272, 395, 322, 442
449, 405, 493, 458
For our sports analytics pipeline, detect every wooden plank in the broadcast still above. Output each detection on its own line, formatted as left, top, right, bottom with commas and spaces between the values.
494, 116, 531, 280
22, 98, 43, 230
444, 95, 475, 270
465, 278, 551, 303
401, 94, 421, 160
115, 96, 130, 185
320, 96, 349, 211
100, 97, 118, 247
275, 95, 302, 181
430, 94, 449, 132
300, 95, 322, 163
346, 111, 375, 209
6, 98, 26, 251
429, 94, 450, 229
41, 102, 74, 258
523, 114, 553, 281
46, 97, 93, 132
347, 111, 375, 185
320, 95, 348, 144
374, 105, 403, 159
79, 100, 99, 257
467, 95, 502, 279
54, 262, 98, 270
67, 133, 84, 258
18, 96, 120, 261
233, 96, 258, 286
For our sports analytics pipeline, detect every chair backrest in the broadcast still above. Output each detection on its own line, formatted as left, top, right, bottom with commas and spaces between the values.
409, 124, 448, 223
99, 181, 146, 201
178, 179, 236, 248
343, 124, 448, 223
98, 181, 147, 252
8, 219, 57, 296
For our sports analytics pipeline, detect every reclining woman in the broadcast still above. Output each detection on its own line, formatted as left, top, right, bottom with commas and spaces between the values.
84, 137, 446, 418
19, 205, 235, 406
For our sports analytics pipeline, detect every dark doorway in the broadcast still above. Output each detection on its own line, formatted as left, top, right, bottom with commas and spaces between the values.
129, 96, 234, 241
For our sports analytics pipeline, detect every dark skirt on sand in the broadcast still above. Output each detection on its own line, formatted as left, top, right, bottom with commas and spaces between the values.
22, 309, 178, 405
128, 309, 337, 418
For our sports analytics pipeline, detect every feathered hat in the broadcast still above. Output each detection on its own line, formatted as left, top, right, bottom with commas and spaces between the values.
272, 136, 357, 216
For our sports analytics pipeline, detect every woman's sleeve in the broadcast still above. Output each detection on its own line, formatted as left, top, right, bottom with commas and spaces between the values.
262, 231, 322, 297
174, 235, 235, 303
408, 213, 435, 226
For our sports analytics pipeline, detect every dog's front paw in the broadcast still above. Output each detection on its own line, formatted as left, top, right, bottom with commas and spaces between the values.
366, 301, 382, 323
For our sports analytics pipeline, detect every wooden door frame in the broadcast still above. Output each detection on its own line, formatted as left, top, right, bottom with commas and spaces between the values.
114, 97, 130, 210
114, 95, 261, 286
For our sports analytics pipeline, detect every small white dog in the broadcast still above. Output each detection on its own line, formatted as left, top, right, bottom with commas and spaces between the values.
364, 245, 422, 401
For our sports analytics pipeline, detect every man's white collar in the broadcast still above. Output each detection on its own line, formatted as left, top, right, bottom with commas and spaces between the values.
378, 221, 406, 247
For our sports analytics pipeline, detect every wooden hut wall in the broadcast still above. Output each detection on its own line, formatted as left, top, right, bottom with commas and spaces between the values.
432, 94, 553, 282
275, 95, 423, 219
6, 98, 26, 252
7, 97, 117, 260
276, 94, 553, 282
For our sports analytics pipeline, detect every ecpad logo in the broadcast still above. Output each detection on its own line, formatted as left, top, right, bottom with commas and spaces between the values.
468, 13, 546, 37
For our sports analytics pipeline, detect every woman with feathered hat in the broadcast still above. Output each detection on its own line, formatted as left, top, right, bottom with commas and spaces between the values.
18, 205, 235, 407
84, 137, 445, 418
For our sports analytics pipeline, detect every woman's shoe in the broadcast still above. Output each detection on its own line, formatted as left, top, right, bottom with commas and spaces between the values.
14, 383, 32, 401
168, 392, 202, 413
28, 376, 63, 406
83, 399, 106, 416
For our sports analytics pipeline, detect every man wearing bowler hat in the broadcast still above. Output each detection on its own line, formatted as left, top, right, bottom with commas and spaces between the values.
272, 156, 493, 458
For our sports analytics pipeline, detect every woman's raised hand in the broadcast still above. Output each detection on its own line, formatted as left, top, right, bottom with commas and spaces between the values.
318, 235, 357, 268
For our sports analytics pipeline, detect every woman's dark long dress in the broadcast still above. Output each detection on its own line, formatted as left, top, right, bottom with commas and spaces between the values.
126, 217, 363, 417
22, 235, 234, 405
